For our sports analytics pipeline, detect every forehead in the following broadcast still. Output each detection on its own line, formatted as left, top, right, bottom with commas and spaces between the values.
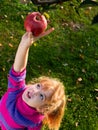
40, 78, 54, 89
40, 82, 54, 101
43, 88, 54, 99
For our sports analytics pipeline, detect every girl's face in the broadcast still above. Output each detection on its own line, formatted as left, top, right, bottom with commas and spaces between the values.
22, 83, 53, 110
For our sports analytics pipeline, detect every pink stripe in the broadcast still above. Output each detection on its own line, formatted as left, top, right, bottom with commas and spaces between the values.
0, 124, 6, 130
1, 93, 23, 128
9, 77, 17, 87
8, 77, 25, 90
12, 66, 26, 76
16, 95, 44, 123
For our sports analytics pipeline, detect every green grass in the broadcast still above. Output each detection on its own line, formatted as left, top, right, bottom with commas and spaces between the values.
0, 0, 98, 130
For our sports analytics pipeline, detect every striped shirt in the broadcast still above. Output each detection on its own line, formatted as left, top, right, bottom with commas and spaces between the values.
0, 67, 44, 130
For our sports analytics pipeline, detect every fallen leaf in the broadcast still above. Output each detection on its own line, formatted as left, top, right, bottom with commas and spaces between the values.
33, 43, 37, 46
76, 77, 82, 85
67, 98, 72, 102
79, 54, 84, 59
77, 77, 82, 82
21, 15, 24, 19
95, 89, 98, 92
75, 122, 79, 127
9, 43, 13, 48
82, 68, 86, 73
96, 97, 98, 100
2, 67, 5, 71
4, 15, 7, 18
43, 12, 50, 19
10, 36, 14, 39
60, 6, 64, 9
0, 43, 3, 47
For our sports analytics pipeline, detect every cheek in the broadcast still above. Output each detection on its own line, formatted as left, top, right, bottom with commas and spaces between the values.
33, 95, 40, 102
22, 92, 27, 103
22, 89, 28, 101
23, 90, 27, 97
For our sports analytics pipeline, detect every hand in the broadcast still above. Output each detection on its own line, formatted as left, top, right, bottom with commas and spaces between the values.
20, 27, 54, 47
31, 27, 54, 43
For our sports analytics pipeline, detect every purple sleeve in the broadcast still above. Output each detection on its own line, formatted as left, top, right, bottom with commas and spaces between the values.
8, 66, 26, 90
28, 122, 42, 130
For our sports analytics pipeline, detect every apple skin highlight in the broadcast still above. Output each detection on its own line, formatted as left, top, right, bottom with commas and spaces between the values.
24, 12, 47, 36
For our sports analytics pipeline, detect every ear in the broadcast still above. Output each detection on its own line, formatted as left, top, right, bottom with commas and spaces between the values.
36, 105, 50, 114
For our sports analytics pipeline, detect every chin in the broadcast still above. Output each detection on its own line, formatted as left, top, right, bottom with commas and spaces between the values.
22, 92, 27, 103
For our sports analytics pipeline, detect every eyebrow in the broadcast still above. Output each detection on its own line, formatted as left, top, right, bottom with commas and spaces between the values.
44, 93, 46, 101
40, 83, 53, 101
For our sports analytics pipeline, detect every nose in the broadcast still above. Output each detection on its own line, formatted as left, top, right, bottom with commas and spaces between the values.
30, 89, 39, 96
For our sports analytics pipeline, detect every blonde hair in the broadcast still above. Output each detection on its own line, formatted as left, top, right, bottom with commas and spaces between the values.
28, 76, 66, 130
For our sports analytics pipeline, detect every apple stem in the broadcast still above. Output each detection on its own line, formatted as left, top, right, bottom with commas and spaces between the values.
36, 15, 41, 21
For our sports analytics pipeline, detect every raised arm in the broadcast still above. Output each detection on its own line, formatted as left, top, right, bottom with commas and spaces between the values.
13, 28, 54, 72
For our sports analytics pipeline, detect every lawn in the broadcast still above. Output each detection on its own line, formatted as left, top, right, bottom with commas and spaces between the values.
0, 0, 98, 130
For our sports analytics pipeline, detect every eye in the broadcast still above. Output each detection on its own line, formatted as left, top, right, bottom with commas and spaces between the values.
40, 93, 44, 100
36, 84, 41, 89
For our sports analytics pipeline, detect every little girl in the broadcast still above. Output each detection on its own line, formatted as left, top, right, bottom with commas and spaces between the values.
0, 28, 66, 130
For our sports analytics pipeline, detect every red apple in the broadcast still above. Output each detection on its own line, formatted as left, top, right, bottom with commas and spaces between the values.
24, 12, 47, 36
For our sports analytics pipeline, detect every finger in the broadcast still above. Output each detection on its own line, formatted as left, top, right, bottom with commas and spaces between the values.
28, 32, 33, 39
22, 32, 27, 38
36, 27, 54, 40
31, 27, 54, 43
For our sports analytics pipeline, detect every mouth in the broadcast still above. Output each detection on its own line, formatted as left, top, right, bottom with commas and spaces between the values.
27, 92, 31, 99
